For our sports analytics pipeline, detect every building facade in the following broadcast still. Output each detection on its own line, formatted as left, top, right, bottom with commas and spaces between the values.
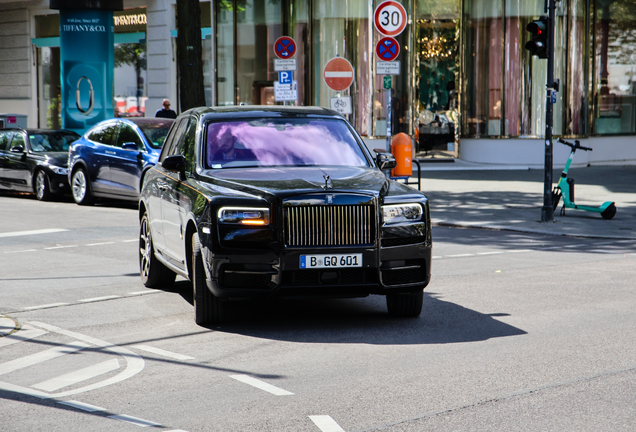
1, 0, 634, 166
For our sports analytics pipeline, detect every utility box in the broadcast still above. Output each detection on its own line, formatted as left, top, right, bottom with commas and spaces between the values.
0, 114, 27, 129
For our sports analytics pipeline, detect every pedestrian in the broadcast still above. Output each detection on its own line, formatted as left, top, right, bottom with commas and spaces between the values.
155, 99, 177, 119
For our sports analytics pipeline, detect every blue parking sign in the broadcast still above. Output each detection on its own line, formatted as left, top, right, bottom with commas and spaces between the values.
278, 71, 292, 84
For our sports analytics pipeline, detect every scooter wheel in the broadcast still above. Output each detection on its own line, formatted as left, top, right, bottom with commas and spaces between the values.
601, 203, 617, 220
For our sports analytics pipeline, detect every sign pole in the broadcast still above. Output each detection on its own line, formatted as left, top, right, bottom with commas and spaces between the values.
541, 0, 557, 222
386, 86, 392, 152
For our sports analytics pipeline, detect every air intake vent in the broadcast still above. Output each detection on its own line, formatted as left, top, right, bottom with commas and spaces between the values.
284, 205, 375, 247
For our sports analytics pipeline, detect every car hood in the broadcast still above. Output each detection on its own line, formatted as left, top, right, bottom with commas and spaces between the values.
201, 166, 389, 198
33, 152, 69, 168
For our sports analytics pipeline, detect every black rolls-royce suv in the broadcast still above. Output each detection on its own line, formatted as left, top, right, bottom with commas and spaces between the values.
139, 106, 432, 324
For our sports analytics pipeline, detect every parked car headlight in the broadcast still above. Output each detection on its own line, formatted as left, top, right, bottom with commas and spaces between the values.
217, 207, 270, 225
50, 165, 68, 176
382, 203, 423, 225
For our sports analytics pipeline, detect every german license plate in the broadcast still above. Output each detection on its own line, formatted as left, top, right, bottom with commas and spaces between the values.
300, 254, 362, 269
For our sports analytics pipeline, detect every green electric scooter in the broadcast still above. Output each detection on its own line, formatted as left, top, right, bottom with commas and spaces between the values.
552, 138, 617, 220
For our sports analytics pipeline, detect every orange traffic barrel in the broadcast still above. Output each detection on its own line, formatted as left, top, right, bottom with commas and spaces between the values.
391, 132, 413, 177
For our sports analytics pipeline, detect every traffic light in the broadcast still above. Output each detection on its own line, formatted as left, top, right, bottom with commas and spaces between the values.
525, 16, 549, 59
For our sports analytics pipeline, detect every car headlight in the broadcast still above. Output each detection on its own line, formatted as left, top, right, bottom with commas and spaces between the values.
217, 207, 270, 225
382, 203, 423, 225
50, 165, 68, 176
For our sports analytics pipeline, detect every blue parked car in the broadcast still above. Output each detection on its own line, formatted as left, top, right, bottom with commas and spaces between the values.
68, 118, 174, 205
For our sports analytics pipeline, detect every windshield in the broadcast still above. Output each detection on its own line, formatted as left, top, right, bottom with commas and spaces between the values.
28, 132, 79, 152
205, 118, 369, 168
133, 119, 174, 149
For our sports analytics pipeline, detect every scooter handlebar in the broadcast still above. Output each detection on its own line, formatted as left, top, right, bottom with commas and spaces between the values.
557, 138, 593, 152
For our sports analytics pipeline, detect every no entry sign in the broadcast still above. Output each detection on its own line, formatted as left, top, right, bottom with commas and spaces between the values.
323, 57, 354, 92
376, 37, 400, 61
274, 36, 297, 59
374, 1, 408, 37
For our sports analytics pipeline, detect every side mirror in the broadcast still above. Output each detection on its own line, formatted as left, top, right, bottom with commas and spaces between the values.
122, 142, 138, 151
376, 152, 397, 171
10, 145, 25, 153
162, 155, 186, 181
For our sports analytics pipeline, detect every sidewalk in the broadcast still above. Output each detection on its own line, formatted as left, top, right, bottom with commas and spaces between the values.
407, 160, 636, 239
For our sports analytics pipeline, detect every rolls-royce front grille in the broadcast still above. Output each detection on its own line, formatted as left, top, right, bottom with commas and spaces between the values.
285, 205, 375, 247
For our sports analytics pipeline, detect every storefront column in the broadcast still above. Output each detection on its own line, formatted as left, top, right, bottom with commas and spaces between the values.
146, 0, 178, 116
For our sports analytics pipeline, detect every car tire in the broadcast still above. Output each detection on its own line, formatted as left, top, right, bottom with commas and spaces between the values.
386, 290, 424, 318
34, 170, 52, 201
71, 167, 94, 205
139, 213, 176, 288
192, 232, 224, 325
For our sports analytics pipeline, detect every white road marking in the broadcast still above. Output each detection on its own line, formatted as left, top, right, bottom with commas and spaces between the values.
432, 256, 442, 259
58, 400, 107, 412
127, 290, 153, 296
229, 374, 294, 396
122, 239, 138, 243
0, 325, 48, 348
309, 415, 346, 432
446, 254, 474, 258
508, 249, 533, 253
44, 245, 78, 250
3, 249, 37, 253
133, 345, 195, 361
21, 303, 69, 311
0, 321, 146, 398
0, 228, 68, 238
107, 414, 162, 427
32, 358, 120, 392
86, 242, 115, 246
0, 341, 89, 376
78, 295, 121, 303
476, 251, 504, 255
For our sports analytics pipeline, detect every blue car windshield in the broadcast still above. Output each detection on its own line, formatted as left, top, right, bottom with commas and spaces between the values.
29, 132, 80, 152
132, 119, 174, 149
205, 118, 369, 169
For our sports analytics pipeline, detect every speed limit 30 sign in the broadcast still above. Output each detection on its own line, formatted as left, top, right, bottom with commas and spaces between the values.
374, 1, 408, 37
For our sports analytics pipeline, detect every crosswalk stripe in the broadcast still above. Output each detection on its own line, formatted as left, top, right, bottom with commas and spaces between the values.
32, 358, 120, 392
309, 415, 345, 432
0, 228, 68, 238
133, 345, 195, 361
229, 374, 294, 396
58, 400, 107, 412
107, 414, 162, 427
0, 341, 89, 376
0, 325, 48, 348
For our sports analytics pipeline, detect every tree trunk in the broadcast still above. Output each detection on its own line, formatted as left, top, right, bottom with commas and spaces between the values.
176, 0, 206, 112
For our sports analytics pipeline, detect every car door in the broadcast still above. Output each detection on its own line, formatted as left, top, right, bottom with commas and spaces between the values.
0, 131, 13, 188
160, 117, 196, 267
84, 122, 118, 194
3, 131, 31, 191
146, 118, 185, 255
110, 122, 144, 198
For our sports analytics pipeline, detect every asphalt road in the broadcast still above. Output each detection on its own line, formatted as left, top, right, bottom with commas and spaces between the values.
1, 192, 636, 431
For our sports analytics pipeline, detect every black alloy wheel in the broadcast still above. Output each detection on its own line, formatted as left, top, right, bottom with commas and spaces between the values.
139, 213, 176, 288
34, 170, 52, 201
71, 167, 94, 205
192, 232, 224, 325
386, 290, 424, 317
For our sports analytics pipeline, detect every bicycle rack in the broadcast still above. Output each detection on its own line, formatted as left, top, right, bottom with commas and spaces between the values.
391, 159, 421, 191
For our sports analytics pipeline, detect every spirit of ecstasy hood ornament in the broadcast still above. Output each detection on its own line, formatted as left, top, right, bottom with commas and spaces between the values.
323, 175, 333, 190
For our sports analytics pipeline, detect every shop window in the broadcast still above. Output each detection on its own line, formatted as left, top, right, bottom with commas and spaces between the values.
593, 0, 636, 135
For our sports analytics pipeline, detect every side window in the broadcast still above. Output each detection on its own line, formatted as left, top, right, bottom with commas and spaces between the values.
160, 119, 188, 163
172, 118, 197, 175
88, 123, 117, 145
0, 132, 12, 151
10, 133, 25, 150
116, 124, 143, 150
159, 119, 184, 163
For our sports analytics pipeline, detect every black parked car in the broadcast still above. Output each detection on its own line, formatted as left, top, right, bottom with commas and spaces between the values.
0, 128, 80, 200
139, 106, 432, 324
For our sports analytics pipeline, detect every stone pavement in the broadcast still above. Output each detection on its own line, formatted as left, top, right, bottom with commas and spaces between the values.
406, 159, 636, 239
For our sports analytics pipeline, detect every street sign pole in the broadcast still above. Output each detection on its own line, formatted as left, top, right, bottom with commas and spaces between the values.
386, 87, 392, 152
541, 0, 557, 222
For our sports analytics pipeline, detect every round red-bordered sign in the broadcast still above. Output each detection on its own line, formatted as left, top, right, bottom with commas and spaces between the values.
274, 36, 297, 59
323, 57, 354, 92
376, 37, 400, 61
374, 1, 408, 37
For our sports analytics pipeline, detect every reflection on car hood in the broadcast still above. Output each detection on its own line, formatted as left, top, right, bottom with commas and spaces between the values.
202, 166, 389, 197
38, 152, 69, 168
